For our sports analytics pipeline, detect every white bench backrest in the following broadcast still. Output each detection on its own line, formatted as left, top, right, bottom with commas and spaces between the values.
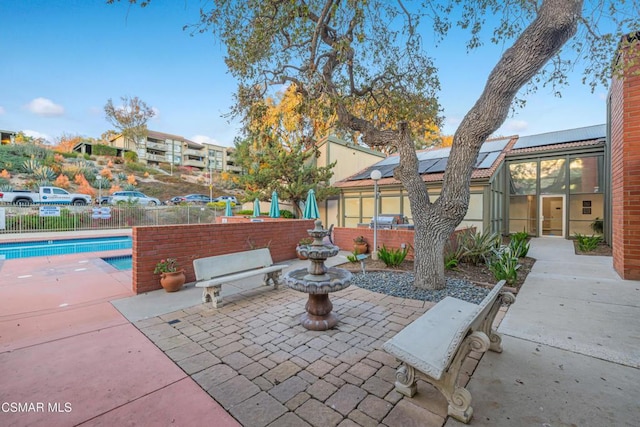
193, 248, 274, 280
469, 280, 506, 331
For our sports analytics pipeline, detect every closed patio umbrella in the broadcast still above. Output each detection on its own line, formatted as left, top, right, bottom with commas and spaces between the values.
253, 198, 260, 217
225, 199, 233, 216
269, 191, 280, 218
303, 189, 320, 219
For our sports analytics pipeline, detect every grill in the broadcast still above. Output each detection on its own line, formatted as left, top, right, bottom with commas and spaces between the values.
369, 214, 410, 230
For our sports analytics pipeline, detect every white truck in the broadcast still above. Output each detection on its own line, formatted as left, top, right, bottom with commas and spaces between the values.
0, 186, 92, 206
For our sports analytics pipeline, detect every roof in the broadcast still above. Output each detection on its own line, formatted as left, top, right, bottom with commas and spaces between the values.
317, 135, 387, 158
147, 130, 201, 147
512, 124, 605, 150
335, 124, 607, 189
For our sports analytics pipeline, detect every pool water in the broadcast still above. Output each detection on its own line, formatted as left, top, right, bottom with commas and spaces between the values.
0, 236, 132, 260
102, 255, 132, 270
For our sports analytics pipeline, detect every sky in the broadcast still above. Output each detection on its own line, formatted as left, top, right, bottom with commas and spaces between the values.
0, 1, 610, 147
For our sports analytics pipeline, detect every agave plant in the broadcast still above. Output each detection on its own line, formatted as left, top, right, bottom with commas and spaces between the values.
22, 158, 41, 174
122, 183, 137, 191
34, 165, 57, 182
460, 229, 501, 266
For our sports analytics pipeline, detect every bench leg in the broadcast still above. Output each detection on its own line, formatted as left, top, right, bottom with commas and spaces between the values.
264, 271, 281, 289
396, 331, 489, 424
202, 285, 222, 308
479, 292, 516, 353
394, 363, 417, 397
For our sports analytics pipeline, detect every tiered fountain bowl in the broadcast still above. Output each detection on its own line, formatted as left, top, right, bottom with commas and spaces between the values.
284, 220, 352, 331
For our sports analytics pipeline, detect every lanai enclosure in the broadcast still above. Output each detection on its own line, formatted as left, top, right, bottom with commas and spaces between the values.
332, 124, 607, 241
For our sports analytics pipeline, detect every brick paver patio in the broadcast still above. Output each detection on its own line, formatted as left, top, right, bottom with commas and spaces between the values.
136, 285, 497, 427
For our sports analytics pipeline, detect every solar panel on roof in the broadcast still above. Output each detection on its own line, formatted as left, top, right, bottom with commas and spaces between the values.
379, 164, 397, 178
474, 152, 489, 168
477, 151, 501, 169
418, 159, 439, 174
513, 124, 605, 150
479, 138, 510, 153
427, 157, 448, 173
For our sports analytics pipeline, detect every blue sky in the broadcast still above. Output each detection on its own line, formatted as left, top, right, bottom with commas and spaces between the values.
0, 1, 609, 147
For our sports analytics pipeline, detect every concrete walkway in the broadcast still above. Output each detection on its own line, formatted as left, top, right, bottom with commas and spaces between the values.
446, 238, 640, 426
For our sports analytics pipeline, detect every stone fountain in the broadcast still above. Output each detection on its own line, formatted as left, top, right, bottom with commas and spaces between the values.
284, 220, 353, 331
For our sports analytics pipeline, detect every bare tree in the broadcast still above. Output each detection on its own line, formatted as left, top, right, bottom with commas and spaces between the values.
104, 95, 155, 152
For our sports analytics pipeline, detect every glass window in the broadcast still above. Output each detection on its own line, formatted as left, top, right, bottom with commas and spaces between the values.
540, 158, 566, 193
465, 194, 483, 220
509, 162, 537, 195
362, 196, 374, 219
569, 193, 604, 235
570, 156, 603, 193
509, 195, 537, 234
381, 196, 401, 215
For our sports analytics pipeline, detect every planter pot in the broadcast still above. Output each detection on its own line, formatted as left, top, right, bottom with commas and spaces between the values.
160, 270, 185, 292
354, 243, 368, 254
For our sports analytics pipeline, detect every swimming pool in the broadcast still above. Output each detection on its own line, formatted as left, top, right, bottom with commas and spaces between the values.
102, 255, 132, 270
0, 236, 132, 260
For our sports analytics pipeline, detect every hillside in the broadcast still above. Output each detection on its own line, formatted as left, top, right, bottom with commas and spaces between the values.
0, 144, 242, 204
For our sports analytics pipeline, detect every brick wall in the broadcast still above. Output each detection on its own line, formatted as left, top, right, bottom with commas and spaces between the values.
611, 50, 640, 279
133, 219, 315, 293
333, 227, 474, 261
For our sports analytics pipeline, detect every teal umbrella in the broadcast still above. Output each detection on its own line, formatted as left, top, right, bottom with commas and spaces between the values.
252, 198, 260, 217
225, 199, 233, 216
303, 189, 320, 219
269, 191, 280, 218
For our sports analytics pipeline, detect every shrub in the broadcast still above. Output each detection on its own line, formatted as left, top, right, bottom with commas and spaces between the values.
377, 245, 408, 268
509, 238, 530, 258
443, 237, 465, 270
489, 246, 521, 285
93, 144, 118, 156
460, 229, 501, 265
346, 250, 360, 263
123, 151, 138, 163
280, 209, 295, 218
510, 231, 529, 244
590, 217, 604, 234
574, 233, 603, 252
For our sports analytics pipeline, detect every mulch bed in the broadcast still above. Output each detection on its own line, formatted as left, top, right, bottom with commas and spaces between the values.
336, 256, 536, 293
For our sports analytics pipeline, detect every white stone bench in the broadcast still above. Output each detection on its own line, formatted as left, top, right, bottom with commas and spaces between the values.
193, 248, 288, 308
382, 280, 516, 423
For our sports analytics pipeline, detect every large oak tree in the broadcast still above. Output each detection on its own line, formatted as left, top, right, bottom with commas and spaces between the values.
111, 0, 639, 289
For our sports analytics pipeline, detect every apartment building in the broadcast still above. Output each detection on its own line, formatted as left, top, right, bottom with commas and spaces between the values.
95, 130, 240, 174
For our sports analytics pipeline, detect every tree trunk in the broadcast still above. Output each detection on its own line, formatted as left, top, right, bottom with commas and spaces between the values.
392, 0, 582, 290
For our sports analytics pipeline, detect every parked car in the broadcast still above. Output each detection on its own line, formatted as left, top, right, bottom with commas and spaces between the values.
213, 195, 238, 204
0, 186, 91, 205
107, 191, 161, 206
166, 196, 185, 205
182, 194, 215, 204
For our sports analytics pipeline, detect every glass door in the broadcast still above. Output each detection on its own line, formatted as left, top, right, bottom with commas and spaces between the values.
540, 195, 565, 237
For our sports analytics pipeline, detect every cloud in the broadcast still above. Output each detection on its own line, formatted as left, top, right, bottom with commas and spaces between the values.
24, 97, 65, 117
23, 129, 52, 142
503, 119, 529, 133
191, 134, 229, 147
445, 116, 462, 128
0, 106, 5, 115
